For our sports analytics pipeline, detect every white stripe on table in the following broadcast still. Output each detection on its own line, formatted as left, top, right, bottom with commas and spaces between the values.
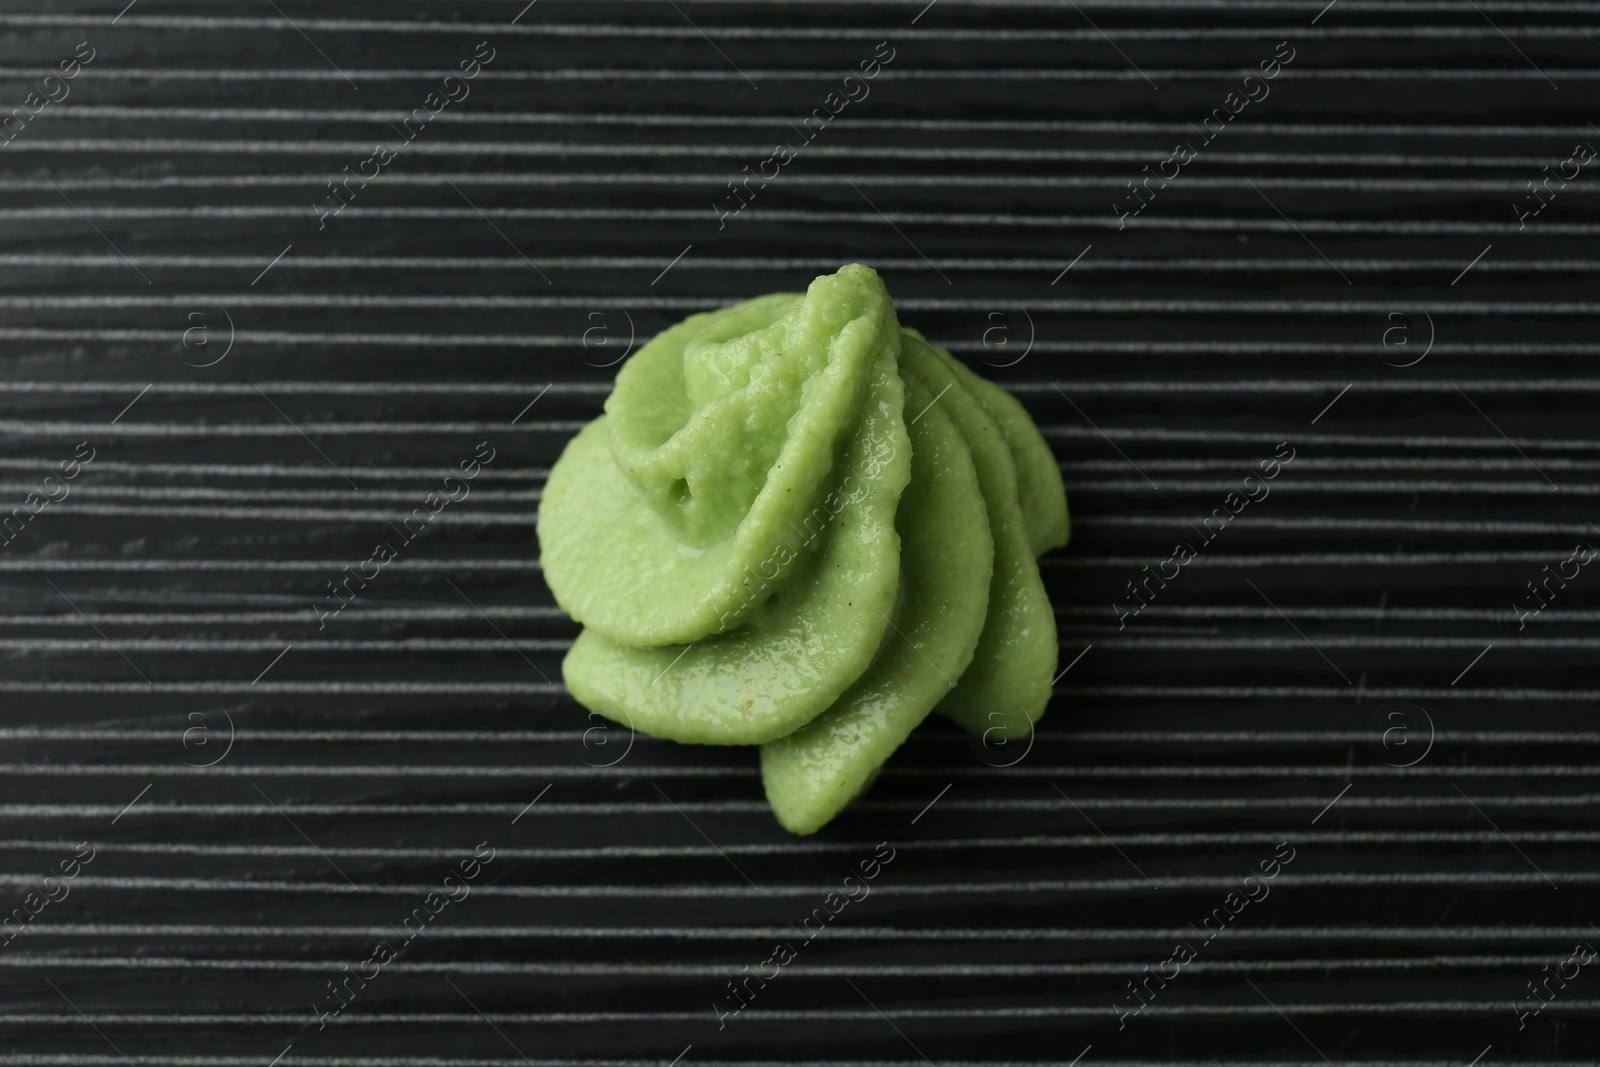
0, 638, 570, 652
25, 922, 1600, 942
1042, 426, 1600, 450
9, 13, 1600, 39
0, 608, 564, 625
0, 381, 600, 395
0, 420, 582, 435
0, 558, 538, 571
1046, 552, 1600, 566
1060, 605, 1600, 623
0, 140, 1576, 168
0, 173, 1587, 193
0, 871, 1593, 896
0, 830, 1589, 858
9, 295, 1600, 315
0, 484, 540, 501
2, 794, 1596, 816
1062, 479, 1599, 494
0, 954, 1579, 977
32, 108, 1600, 137
26, 66, 1600, 81
7, 206, 1600, 235
0, 459, 542, 479
2, 252, 1596, 271
4, 504, 537, 523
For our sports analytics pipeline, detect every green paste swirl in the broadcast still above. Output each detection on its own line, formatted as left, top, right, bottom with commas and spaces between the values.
538, 264, 1069, 834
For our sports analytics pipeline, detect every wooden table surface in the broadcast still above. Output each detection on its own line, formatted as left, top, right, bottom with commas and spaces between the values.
1, 0, 1598, 1062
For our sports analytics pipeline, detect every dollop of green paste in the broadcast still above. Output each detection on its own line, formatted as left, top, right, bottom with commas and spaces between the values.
538, 264, 1069, 834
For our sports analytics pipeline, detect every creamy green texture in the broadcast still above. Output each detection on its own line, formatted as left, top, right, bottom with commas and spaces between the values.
539, 265, 1069, 834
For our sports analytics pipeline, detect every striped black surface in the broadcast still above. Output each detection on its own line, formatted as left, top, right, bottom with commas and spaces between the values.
3, 0, 1600, 1062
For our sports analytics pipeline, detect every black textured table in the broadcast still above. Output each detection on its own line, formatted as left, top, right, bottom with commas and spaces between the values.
3, 0, 1599, 1063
